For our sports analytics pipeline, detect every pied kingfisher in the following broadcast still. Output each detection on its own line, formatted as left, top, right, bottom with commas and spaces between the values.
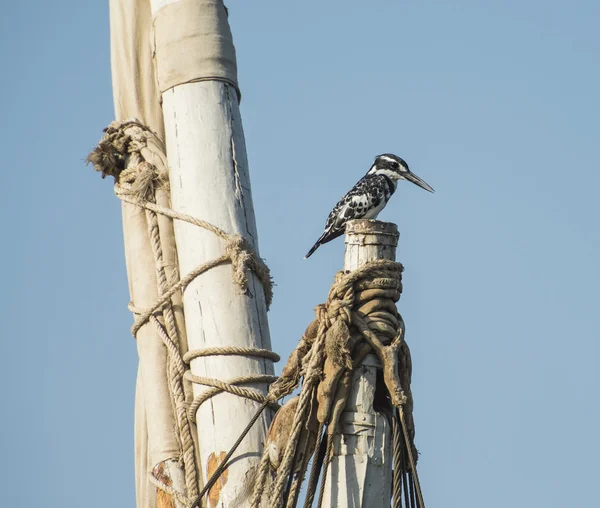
305, 153, 434, 259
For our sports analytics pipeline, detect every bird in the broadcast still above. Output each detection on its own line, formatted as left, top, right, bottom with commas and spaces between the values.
304, 153, 434, 259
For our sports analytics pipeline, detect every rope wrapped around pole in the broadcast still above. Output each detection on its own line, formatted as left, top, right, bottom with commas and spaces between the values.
244, 255, 422, 507
88, 119, 279, 506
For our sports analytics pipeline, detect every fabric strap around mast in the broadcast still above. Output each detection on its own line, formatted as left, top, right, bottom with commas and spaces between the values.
152, 0, 240, 99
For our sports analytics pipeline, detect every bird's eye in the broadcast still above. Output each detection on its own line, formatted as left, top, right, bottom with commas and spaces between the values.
391, 162, 399, 169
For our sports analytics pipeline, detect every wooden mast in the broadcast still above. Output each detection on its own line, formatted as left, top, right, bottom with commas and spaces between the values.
321, 219, 397, 506
148, 0, 274, 505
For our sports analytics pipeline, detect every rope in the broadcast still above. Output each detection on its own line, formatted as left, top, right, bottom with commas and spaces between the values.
399, 407, 425, 508
150, 316, 198, 497
302, 423, 326, 508
142, 166, 198, 498
126, 232, 271, 338
286, 473, 303, 508
184, 346, 280, 363
282, 442, 300, 507
392, 411, 403, 508
269, 343, 325, 506
89, 120, 273, 323
183, 372, 279, 422
249, 450, 272, 508
117, 191, 273, 314
316, 435, 334, 508
88, 119, 278, 506
247, 260, 422, 508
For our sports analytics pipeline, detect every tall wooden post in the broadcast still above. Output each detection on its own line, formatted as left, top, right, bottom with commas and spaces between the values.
322, 219, 397, 506
148, 0, 274, 505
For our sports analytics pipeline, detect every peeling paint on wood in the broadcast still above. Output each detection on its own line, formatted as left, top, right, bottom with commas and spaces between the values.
207, 451, 229, 508
153, 462, 176, 508
157, 489, 177, 508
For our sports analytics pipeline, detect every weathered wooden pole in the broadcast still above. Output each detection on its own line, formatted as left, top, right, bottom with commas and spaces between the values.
148, 0, 274, 505
321, 219, 396, 506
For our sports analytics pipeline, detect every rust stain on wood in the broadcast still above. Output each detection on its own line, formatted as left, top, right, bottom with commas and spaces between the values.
153, 461, 176, 508
207, 451, 229, 508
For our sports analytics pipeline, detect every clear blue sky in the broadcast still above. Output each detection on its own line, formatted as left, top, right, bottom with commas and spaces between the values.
1, 1, 598, 506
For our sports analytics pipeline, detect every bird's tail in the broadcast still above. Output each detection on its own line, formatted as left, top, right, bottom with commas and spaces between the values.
304, 239, 322, 259
305, 229, 342, 259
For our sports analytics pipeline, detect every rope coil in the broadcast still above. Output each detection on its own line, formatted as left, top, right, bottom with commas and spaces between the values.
243, 260, 422, 508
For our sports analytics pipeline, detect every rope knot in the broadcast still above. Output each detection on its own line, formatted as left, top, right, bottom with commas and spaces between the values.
326, 298, 352, 323
120, 160, 168, 202
320, 297, 352, 369
225, 234, 252, 291
223, 235, 273, 309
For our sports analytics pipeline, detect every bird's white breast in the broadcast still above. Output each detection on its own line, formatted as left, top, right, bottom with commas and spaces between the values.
363, 199, 386, 219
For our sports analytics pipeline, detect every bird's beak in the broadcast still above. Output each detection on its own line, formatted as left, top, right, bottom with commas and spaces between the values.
404, 171, 435, 193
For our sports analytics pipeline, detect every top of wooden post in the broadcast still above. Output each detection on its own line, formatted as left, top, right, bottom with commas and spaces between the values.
345, 219, 399, 244
344, 219, 399, 270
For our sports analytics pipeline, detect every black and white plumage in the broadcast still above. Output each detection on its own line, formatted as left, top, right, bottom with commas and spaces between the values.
305, 153, 434, 259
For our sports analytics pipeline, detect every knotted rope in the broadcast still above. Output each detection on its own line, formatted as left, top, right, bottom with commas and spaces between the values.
239, 259, 422, 508
188, 260, 424, 508
88, 119, 278, 506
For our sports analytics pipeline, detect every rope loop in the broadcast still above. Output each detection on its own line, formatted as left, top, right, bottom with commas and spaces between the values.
183, 346, 280, 364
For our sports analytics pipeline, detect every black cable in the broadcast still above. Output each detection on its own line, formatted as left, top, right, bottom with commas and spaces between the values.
303, 423, 327, 508
189, 400, 269, 508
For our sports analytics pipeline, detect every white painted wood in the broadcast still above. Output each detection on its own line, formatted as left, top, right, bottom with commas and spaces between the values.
322, 219, 397, 507
160, 459, 188, 508
149, 2, 273, 503
162, 79, 273, 506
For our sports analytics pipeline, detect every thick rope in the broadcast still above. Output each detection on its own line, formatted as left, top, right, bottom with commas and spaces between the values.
250, 450, 272, 508
248, 260, 420, 508
286, 472, 304, 508
269, 341, 326, 506
88, 120, 278, 506
399, 407, 425, 508
148, 315, 198, 498
392, 412, 403, 508
145, 200, 199, 499
184, 346, 280, 363
302, 422, 326, 508
316, 435, 334, 508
